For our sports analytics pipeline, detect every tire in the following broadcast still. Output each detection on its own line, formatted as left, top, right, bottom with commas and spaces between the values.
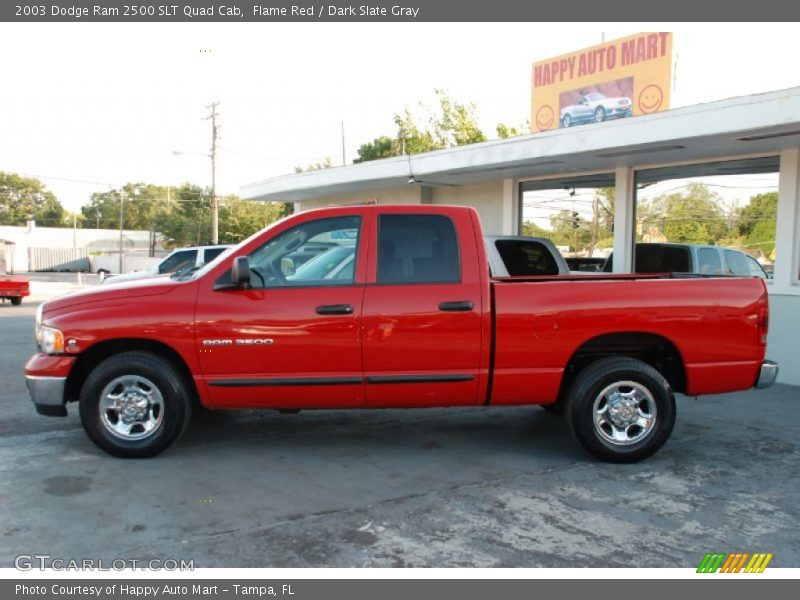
565, 357, 675, 463
594, 107, 606, 122
79, 352, 192, 458
10, 296, 22, 306
562, 114, 572, 128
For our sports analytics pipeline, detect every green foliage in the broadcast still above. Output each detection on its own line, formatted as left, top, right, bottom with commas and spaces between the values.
353, 136, 397, 164
219, 197, 291, 244
520, 221, 552, 238
638, 183, 728, 244
549, 209, 593, 251
0, 171, 66, 227
354, 89, 492, 163
434, 89, 487, 146
79, 182, 289, 248
496, 122, 529, 139
295, 158, 334, 173
736, 192, 777, 256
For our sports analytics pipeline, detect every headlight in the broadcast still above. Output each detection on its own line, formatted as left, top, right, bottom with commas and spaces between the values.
35, 304, 65, 354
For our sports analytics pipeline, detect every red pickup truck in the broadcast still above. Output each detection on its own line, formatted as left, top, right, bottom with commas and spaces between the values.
1, 269, 29, 305
25, 205, 777, 462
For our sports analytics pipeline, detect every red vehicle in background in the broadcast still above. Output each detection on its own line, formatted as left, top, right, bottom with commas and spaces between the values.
0, 267, 29, 305
25, 205, 777, 462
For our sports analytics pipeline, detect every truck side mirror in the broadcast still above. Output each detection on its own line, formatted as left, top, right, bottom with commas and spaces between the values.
231, 256, 251, 288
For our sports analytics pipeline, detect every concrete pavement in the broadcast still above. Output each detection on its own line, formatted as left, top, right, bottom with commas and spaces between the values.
1, 285, 798, 568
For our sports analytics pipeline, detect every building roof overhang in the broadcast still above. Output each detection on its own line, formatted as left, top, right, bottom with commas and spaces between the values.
242, 86, 800, 202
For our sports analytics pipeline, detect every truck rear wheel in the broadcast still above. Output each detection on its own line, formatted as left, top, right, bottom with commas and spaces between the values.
10, 296, 22, 305
79, 352, 192, 458
565, 357, 675, 463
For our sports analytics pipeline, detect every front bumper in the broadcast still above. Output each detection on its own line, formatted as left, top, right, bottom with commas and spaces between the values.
755, 360, 779, 389
26, 376, 68, 416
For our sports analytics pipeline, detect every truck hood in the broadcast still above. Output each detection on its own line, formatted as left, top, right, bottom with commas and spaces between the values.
43, 275, 180, 313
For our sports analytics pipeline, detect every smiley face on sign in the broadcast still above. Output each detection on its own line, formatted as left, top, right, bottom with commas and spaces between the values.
535, 104, 555, 131
638, 84, 664, 114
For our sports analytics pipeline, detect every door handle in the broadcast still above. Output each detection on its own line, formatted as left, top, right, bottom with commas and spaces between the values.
315, 304, 354, 315
438, 300, 474, 312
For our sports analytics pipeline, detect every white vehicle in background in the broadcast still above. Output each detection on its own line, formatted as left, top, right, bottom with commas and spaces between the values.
102, 245, 231, 284
485, 235, 570, 276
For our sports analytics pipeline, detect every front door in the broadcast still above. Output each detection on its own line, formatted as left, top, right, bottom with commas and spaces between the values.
195, 212, 368, 409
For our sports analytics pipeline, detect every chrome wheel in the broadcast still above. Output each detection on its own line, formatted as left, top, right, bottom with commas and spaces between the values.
99, 375, 164, 441
592, 380, 656, 446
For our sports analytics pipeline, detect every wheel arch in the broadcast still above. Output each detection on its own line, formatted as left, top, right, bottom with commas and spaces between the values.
65, 338, 199, 406
558, 331, 686, 402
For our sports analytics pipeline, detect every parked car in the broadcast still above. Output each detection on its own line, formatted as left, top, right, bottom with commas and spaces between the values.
26, 205, 776, 463
560, 92, 632, 128
0, 267, 29, 305
485, 235, 569, 277
603, 243, 769, 278
102, 245, 232, 284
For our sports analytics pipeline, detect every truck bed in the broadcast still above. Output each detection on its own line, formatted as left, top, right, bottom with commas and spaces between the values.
490, 275, 767, 401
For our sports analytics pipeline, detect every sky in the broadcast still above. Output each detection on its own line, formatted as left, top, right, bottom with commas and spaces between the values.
1, 22, 800, 213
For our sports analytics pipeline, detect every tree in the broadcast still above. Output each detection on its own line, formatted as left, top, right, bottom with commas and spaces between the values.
0, 172, 66, 227
219, 197, 291, 244
79, 182, 290, 248
81, 183, 168, 231
496, 122, 529, 139
353, 89, 490, 163
638, 183, 729, 244
295, 158, 334, 173
548, 209, 593, 253
737, 192, 777, 257
353, 136, 397, 163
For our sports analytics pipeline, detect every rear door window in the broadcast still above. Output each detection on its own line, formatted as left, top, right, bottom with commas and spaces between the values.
203, 247, 227, 263
635, 245, 691, 273
697, 248, 723, 275
494, 240, 559, 276
159, 250, 197, 274
724, 250, 751, 276
377, 215, 460, 284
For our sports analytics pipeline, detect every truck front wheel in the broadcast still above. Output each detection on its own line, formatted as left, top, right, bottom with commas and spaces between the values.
566, 357, 675, 463
79, 352, 192, 458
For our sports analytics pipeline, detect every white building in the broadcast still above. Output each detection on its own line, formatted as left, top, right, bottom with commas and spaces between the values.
0, 222, 161, 272
242, 86, 800, 386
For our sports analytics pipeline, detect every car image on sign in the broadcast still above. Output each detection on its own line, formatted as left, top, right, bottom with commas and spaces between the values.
560, 92, 632, 128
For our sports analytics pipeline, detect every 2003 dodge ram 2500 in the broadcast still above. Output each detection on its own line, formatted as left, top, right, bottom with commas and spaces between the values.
25, 205, 778, 462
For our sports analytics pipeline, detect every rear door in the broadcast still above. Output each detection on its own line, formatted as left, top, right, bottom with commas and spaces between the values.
362, 209, 486, 407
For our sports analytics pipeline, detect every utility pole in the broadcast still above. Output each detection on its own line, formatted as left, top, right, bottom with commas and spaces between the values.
341, 121, 346, 166
205, 102, 220, 244
118, 188, 125, 274
590, 189, 600, 255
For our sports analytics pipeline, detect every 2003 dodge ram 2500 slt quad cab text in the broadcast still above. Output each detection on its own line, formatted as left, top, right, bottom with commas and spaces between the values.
25, 205, 778, 462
